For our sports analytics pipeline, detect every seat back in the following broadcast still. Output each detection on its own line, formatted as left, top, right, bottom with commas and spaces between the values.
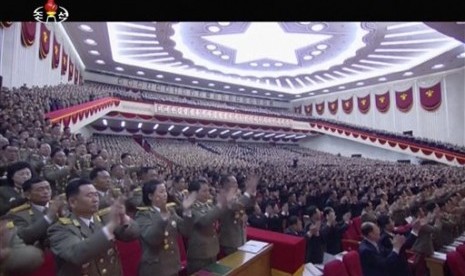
177, 235, 187, 266
323, 259, 350, 276
456, 244, 465, 260
342, 251, 363, 276
446, 251, 465, 276
11, 249, 56, 276
116, 240, 142, 276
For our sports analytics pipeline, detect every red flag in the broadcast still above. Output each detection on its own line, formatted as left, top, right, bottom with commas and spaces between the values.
61, 49, 68, 75
51, 34, 61, 69
316, 102, 325, 115
395, 88, 413, 112
357, 94, 370, 114
39, 23, 51, 60
419, 82, 442, 111
327, 99, 338, 115
304, 104, 312, 116
375, 91, 390, 113
21, 22, 36, 47
341, 97, 353, 114
68, 60, 74, 81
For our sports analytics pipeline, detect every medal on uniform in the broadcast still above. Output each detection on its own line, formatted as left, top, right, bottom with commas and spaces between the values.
171, 220, 177, 228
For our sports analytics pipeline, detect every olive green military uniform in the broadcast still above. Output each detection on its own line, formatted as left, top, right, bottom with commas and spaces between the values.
6, 203, 53, 249
0, 186, 24, 216
42, 164, 71, 195
135, 205, 193, 276
47, 212, 140, 276
187, 200, 226, 274
28, 154, 49, 175
219, 194, 253, 255
73, 156, 92, 179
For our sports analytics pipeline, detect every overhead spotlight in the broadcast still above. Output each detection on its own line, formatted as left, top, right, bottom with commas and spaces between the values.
153, 124, 159, 129
195, 128, 204, 133
254, 133, 265, 137
265, 133, 276, 138
137, 123, 142, 129
285, 134, 296, 139
243, 132, 254, 136
121, 121, 125, 127
182, 127, 189, 132
275, 134, 286, 138
168, 125, 175, 131
220, 130, 230, 135
208, 129, 217, 134
232, 130, 242, 135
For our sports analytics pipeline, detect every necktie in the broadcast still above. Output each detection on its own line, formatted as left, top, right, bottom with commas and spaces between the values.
89, 222, 95, 233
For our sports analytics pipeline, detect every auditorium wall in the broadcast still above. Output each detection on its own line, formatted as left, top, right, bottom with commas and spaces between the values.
293, 68, 465, 147
0, 23, 84, 88
300, 135, 422, 164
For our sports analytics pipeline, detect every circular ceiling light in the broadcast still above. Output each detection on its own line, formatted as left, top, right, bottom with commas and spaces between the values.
356, 82, 364, 86
274, 62, 283, 67
262, 63, 271, 67
79, 25, 93, 32
322, 89, 329, 93
208, 26, 221, 33
309, 92, 315, 95
220, 55, 230, 60
218, 22, 230, 26
192, 80, 199, 84
265, 92, 271, 96
316, 44, 328, 50
252, 90, 258, 94
339, 86, 345, 89
115, 66, 124, 71
208, 83, 215, 87
224, 85, 230, 89
295, 95, 301, 97
378, 77, 387, 81
206, 44, 217, 50
95, 60, 105, 64
457, 52, 465, 58
303, 55, 313, 60
89, 50, 100, 55
311, 50, 322, 56
250, 62, 258, 67
403, 71, 413, 76
84, 39, 97, 46
156, 74, 164, 79
278, 94, 284, 97
311, 23, 325, 32
239, 88, 245, 91
137, 71, 145, 75
432, 64, 444, 69
175, 77, 182, 81
212, 50, 222, 56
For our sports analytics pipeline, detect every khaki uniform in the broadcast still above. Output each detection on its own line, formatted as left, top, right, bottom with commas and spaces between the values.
42, 164, 71, 195
135, 205, 193, 276
47, 212, 140, 276
219, 194, 253, 255
0, 222, 44, 276
0, 186, 24, 216
6, 203, 52, 249
28, 154, 49, 175
187, 200, 226, 274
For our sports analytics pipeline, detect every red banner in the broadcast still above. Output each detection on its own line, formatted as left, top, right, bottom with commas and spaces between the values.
341, 97, 353, 114
304, 104, 312, 116
0, 22, 13, 28
419, 82, 442, 111
39, 23, 51, 60
68, 59, 74, 81
357, 94, 370, 114
316, 102, 325, 115
21, 22, 36, 47
294, 105, 302, 114
375, 91, 390, 113
328, 99, 338, 115
61, 49, 68, 75
51, 35, 61, 69
395, 88, 413, 112
74, 69, 79, 84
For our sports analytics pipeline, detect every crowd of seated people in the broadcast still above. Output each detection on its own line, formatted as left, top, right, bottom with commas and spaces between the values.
1, 83, 465, 275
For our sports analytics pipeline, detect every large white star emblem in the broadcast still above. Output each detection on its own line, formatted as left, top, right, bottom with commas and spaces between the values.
202, 22, 332, 65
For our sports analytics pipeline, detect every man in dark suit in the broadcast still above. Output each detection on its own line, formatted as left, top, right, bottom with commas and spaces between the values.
320, 207, 350, 255
247, 203, 267, 230
47, 178, 140, 276
284, 215, 303, 237
359, 222, 407, 276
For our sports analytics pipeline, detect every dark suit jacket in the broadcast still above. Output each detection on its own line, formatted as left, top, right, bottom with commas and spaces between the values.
320, 222, 348, 254
359, 239, 403, 276
379, 231, 417, 276
248, 214, 267, 230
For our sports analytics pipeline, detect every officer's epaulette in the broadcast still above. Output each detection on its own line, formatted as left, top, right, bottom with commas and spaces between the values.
133, 187, 142, 192
136, 206, 150, 211
166, 202, 177, 208
58, 217, 72, 225
9, 203, 30, 214
6, 221, 14, 229
98, 207, 111, 217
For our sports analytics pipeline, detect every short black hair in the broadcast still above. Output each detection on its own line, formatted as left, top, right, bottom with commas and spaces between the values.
361, 222, 376, 237
110, 163, 122, 171
377, 214, 391, 230
23, 177, 48, 192
89, 167, 108, 181
425, 202, 437, 213
51, 147, 64, 158
323, 207, 335, 218
121, 153, 131, 160
139, 166, 156, 178
6, 162, 33, 187
65, 178, 92, 200
188, 178, 208, 193
288, 215, 299, 226
409, 204, 422, 218
305, 205, 318, 217
142, 179, 165, 206
219, 174, 234, 188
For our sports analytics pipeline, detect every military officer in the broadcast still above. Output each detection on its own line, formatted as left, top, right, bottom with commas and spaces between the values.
186, 178, 235, 274
218, 174, 259, 256
27, 142, 51, 175
0, 219, 44, 275
47, 178, 140, 276
72, 144, 93, 179
135, 179, 196, 276
7, 178, 65, 249
0, 162, 33, 216
42, 148, 72, 195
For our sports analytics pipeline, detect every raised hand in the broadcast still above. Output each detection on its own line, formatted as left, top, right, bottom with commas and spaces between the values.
245, 174, 260, 195
46, 194, 66, 220
182, 191, 197, 210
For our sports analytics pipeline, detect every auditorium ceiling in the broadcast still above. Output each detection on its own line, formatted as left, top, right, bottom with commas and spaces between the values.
63, 22, 465, 101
